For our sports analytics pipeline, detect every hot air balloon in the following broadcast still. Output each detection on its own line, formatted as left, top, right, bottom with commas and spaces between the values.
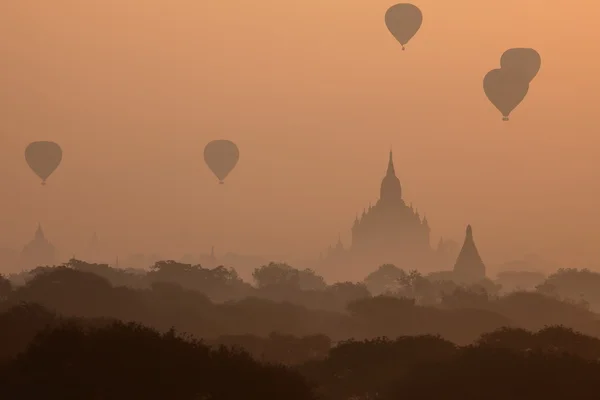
500, 48, 541, 83
483, 69, 529, 121
25, 141, 63, 185
385, 3, 423, 50
204, 140, 239, 184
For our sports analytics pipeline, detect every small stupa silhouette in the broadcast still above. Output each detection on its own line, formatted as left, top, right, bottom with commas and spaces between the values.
453, 225, 486, 283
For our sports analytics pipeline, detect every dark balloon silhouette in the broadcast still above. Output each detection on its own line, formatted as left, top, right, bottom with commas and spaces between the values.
385, 3, 423, 50
25, 141, 63, 185
204, 140, 239, 184
483, 69, 529, 121
500, 48, 541, 83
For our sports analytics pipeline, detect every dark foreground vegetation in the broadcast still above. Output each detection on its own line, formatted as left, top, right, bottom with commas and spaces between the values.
2, 306, 600, 399
3, 259, 600, 398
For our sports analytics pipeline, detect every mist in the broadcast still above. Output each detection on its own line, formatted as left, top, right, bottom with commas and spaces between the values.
1, 0, 599, 277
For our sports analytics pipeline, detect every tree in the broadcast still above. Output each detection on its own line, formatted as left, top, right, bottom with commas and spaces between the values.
253, 262, 302, 289
389, 346, 600, 400
326, 282, 370, 303
148, 260, 197, 280
64, 258, 147, 288
497, 270, 546, 292
0, 303, 57, 362
470, 278, 502, 297
536, 268, 600, 311
301, 335, 456, 400
396, 270, 438, 304
9, 267, 116, 318
364, 264, 406, 295
297, 268, 327, 291
441, 286, 491, 309
347, 295, 415, 319
147, 261, 251, 301
476, 326, 534, 350
252, 263, 327, 291
0, 274, 11, 300
2, 321, 316, 400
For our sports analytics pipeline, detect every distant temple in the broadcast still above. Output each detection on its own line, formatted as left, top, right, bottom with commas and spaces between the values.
180, 246, 218, 269
200, 246, 218, 268
320, 150, 458, 278
19, 223, 56, 269
350, 150, 431, 261
453, 225, 486, 283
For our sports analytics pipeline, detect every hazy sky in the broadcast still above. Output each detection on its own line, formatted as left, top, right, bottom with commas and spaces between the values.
1, 0, 598, 266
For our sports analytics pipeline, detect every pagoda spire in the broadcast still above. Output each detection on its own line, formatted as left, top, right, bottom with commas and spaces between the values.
380, 148, 402, 202
90, 232, 98, 247
453, 225, 486, 283
386, 147, 395, 176
35, 223, 45, 241
336, 233, 343, 250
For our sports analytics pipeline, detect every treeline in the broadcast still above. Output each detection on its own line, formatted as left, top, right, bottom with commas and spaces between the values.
6, 259, 600, 310
2, 306, 600, 399
2, 262, 600, 345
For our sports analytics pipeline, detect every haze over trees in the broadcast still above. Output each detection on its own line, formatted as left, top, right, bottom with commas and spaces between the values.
3, 258, 600, 399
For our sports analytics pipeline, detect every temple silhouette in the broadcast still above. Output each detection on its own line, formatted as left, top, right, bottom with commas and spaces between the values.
11, 159, 488, 285
453, 225, 486, 283
319, 150, 484, 282
19, 223, 56, 269
351, 150, 431, 259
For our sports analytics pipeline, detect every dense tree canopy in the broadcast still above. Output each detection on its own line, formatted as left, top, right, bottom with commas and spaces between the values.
2, 260, 600, 398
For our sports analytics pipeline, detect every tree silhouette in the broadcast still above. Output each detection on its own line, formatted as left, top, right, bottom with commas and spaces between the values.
390, 347, 600, 400
252, 262, 326, 291
0, 274, 11, 300
3, 321, 316, 400
364, 264, 406, 295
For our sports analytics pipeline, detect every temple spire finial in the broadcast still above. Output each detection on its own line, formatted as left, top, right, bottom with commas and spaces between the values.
387, 147, 395, 176
336, 232, 343, 250
380, 146, 402, 202
35, 223, 45, 240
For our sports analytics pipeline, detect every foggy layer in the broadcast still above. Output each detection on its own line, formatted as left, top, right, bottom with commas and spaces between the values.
1, 0, 599, 272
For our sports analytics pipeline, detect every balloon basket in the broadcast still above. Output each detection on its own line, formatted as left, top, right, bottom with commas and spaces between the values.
502, 117, 509, 121
41, 181, 46, 186
219, 181, 224, 185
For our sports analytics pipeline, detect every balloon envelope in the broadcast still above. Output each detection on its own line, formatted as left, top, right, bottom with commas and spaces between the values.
204, 140, 239, 183
483, 69, 529, 121
385, 3, 423, 50
500, 48, 541, 83
25, 141, 63, 184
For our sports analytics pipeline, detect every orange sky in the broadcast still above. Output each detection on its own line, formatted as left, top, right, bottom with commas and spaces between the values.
0, 0, 598, 267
